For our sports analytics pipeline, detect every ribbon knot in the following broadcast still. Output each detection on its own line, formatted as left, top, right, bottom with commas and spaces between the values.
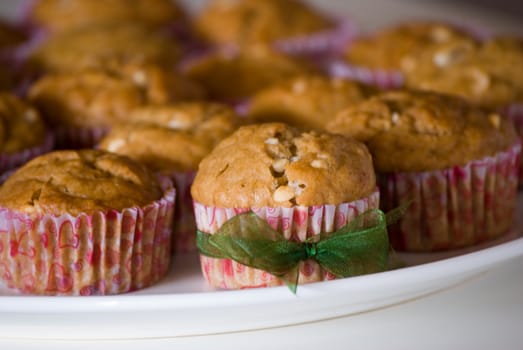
305, 242, 318, 259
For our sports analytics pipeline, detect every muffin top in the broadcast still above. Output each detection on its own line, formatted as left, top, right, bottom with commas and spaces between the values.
29, 21, 180, 74
0, 93, 47, 154
28, 64, 203, 128
326, 90, 518, 173
183, 45, 314, 101
345, 21, 477, 72
191, 123, 376, 208
405, 37, 523, 108
0, 150, 163, 216
249, 75, 373, 130
98, 102, 239, 172
30, 0, 186, 33
195, 0, 332, 47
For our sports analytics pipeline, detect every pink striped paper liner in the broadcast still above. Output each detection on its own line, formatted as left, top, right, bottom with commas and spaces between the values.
500, 104, 523, 185
0, 181, 176, 296
169, 171, 197, 253
380, 142, 521, 252
193, 190, 380, 290
326, 59, 404, 90
273, 18, 359, 58
0, 131, 53, 174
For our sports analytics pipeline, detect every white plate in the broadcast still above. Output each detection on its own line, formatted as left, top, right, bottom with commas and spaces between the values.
0, 195, 522, 340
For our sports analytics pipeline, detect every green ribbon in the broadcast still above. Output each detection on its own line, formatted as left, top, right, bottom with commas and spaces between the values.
197, 205, 407, 293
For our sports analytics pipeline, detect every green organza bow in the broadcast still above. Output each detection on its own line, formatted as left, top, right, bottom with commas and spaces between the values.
197, 206, 406, 293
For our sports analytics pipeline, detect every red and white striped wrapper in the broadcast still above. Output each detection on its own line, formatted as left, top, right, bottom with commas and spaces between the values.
169, 171, 197, 253
54, 126, 110, 150
0, 183, 176, 296
0, 131, 54, 174
273, 18, 359, 58
500, 104, 523, 185
326, 59, 404, 90
193, 190, 380, 290
380, 142, 521, 252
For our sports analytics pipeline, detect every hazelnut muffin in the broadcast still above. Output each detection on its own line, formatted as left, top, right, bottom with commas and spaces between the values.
0, 149, 175, 295
192, 123, 385, 290
195, 0, 332, 48
29, 0, 187, 34
183, 45, 315, 101
98, 102, 239, 252
28, 21, 180, 75
0, 93, 53, 173
248, 75, 373, 130
332, 21, 478, 88
404, 37, 523, 110
28, 64, 203, 149
327, 90, 520, 251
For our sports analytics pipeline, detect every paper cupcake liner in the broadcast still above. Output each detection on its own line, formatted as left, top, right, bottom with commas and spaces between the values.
326, 59, 404, 89
0, 180, 176, 296
500, 104, 523, 185
54, 125, 110, 150
168, 171, 197, 253
0, 131, 54, 174
379, 142, 521, 252
193, 190, 380, 290
273, 18, 359, 58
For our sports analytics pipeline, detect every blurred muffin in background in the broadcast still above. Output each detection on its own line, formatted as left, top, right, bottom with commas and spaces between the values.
28, 63, 204, 149
248, 75, 374, 130
28, 0, 187, 34
27, 21, 181, 75
98, 102, 239, 252
182, 45, 315, 102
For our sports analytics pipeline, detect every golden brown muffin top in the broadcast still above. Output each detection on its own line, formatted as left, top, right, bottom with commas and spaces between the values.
249, 75, 373, 130
28, 64, 203, 128
29, 21, 180, 74
30, 0, 186, 33
195, 0, 332, 47
0, 150, 163, 216
191, 123, 376, 208
98, 103, 239, 172
345, 21, 477, 72
405, 36, 523, 108
183, 45, 315, 101
326, 90, 518, 173
0, 93, 47, 154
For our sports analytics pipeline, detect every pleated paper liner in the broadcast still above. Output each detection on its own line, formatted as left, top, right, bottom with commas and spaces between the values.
500, 104, 523, 185
380, 142, 521, 252
193, 190, 380, 290
0, 131, 54, 174
0, 180, 176, 296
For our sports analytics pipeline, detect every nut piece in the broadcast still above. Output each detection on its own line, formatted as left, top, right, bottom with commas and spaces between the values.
271, 158, 289, 173
488, 113, 501, 129
264, 137, 279, 145
106, 139, 126, 152
391, 112, 400, 125
310, 159, 327, 169
467, 68, 490, 94
273, 186, 295, 203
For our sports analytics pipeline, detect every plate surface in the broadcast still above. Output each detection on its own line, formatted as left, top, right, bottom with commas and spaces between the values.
0, 196, 521, 340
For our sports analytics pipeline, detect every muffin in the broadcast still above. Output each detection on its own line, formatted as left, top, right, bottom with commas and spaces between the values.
0, 149, 175, 295
28, 64, 204, 149
330, 21, 479, 89
28, 21, 180, 75
28, 0, 187, 34
194, 0, 355, 56
182, 45, 315, 102
0, 92, 53, 173
326, 90, 520, 251
404, 36, 523, 183
191, 123, 386, 290
98, 103, 239, 252
248, 75, 373, 130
